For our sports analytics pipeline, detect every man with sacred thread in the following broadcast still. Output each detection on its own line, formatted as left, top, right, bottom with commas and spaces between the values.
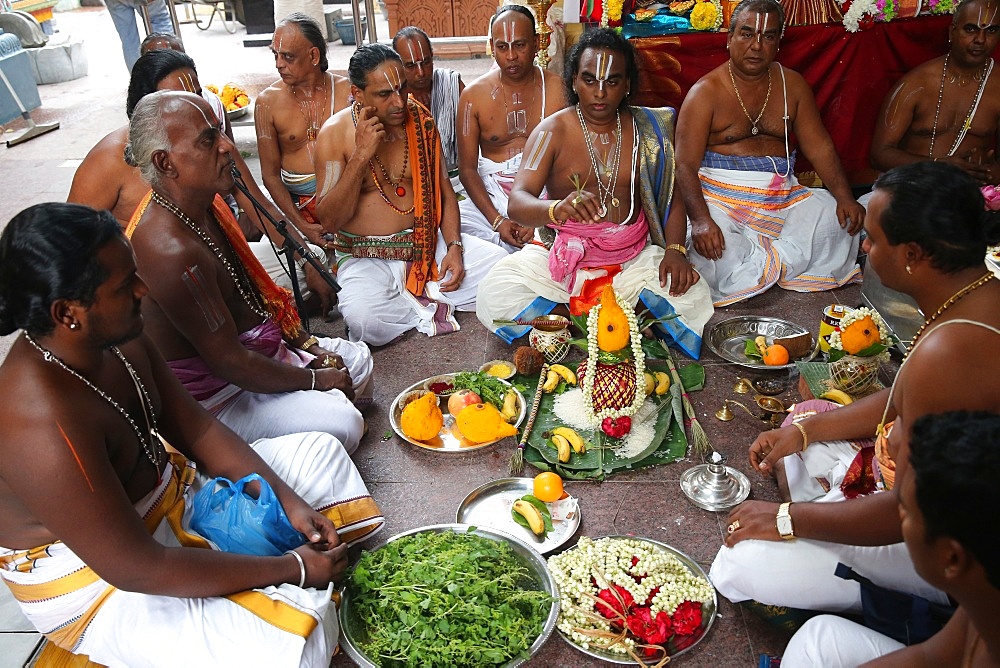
314, 44, 507, 346
456, 5, 567, 252
477, 28, 713, 360
255, 14, 352, 253
869, 0, 1000, 185
125, 91, 374, 455
0, 202, 383, 667
675, 0, 865, 307
393, 26, 466, 174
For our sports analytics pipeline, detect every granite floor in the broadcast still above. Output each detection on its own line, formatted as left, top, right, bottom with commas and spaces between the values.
0, 7, 870, 667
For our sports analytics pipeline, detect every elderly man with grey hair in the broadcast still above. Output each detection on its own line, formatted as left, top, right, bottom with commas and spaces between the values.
124, 90, 374, 455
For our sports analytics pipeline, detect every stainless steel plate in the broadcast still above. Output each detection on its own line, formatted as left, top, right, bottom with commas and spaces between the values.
456, 478, 581, 554
706, 316, 818, 370
390, 373, 526, 452
226, 105, 248, 121
340, 524, 560, 668
554, 536, 717, 664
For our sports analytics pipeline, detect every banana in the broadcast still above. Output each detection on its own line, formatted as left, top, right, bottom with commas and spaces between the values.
551, 426, 586, 454
819, 389, 854, 406
551, 433, 572, 462
644, 371, 656, 396
542, 369, 560, 393
549, 364, 577, 385
512, 500, 546, 536
755, 335, 769, 358
654, 371, 671, 395
500, 390, 519, 422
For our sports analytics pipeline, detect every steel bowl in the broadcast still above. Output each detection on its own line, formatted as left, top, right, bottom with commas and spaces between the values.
339, 524, 560, 667
705, 315, 818, 370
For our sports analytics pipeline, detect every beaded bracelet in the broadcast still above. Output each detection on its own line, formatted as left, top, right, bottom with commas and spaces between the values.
285, 549, 307, 588
792, 420, 808, 451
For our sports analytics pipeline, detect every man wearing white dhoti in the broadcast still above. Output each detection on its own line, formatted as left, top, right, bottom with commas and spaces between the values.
675, 0, 864, 307
456, 5, 567, 252
0, 203, 383, 668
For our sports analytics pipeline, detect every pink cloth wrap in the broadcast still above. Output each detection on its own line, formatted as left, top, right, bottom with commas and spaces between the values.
167, 319, 308, 405
547, 210, 650, 292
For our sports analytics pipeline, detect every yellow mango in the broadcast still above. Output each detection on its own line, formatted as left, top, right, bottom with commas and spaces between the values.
455, 403, 518, 443
399, 392, 443, 442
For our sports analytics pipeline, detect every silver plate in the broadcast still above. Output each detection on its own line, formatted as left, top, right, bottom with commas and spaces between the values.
390, 373, 526, 452
226, 105, 248, 121
705, 315, 818, 370
554, 536, 717, 664
340, 524, 560, 668
456, 478, 582, 554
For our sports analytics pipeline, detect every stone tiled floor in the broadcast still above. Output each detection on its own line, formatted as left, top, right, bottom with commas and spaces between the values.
0, 7, 870, 666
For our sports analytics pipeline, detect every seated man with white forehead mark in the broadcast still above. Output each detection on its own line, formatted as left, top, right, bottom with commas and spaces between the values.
393, 26, 465, 173
125, 91, 374, 455
314, 45, 507, 346
477, 28, 713, 358
675, 0, 864, 307
255, 13, 352, 255
456, 5, 567, 253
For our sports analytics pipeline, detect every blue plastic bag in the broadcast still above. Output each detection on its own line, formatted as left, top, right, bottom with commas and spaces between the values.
190, 473, 306, 557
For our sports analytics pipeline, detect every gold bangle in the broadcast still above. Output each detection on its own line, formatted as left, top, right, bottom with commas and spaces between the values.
299, 335, 319, 351
492, 214, 505, 231
665, 243, 688, 257
792, 420, 808, 451
548, 201, 559, 225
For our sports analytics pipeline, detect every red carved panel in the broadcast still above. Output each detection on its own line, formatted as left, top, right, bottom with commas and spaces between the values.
453, 0, 495, 37
396, 0, 455, 38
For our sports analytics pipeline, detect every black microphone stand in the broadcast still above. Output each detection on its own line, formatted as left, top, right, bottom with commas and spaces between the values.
230, 165, 340, 328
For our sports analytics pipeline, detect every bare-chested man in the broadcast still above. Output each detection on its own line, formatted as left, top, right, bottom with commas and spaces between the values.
125, 91, 373, 453
67, 48, 338, 317
0, 202, 382, 667
675, 0, 864, 307
314, 44, 506, 346
456, 5, 567, 252
255, 13, 351, 249
393, 26, 465, 172
476, 28, 713, 358
870, 0, 1000, 184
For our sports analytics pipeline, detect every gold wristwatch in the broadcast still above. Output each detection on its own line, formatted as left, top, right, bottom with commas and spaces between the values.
776, 502, 795, 540
298, 335, 319, 352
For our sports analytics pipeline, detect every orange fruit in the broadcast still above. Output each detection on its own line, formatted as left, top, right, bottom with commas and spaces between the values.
762, 344, 790, 366
840, 315, 881, 354
533, 472, 564, 503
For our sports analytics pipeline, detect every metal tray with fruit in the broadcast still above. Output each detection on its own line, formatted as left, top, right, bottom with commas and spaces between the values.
389, 373, 526, 452
456, 477, 581, 554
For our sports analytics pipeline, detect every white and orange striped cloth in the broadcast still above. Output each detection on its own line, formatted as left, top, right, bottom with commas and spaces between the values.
0, 432, 383, 668
689, 162, 861, 307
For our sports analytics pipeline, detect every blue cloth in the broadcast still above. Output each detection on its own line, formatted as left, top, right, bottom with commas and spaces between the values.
701, 150, 797, 174
105, 0, 174, 72
622, 13, 692, 39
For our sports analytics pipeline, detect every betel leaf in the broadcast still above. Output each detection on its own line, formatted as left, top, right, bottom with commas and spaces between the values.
510, 494, 554, 534
744, 339, 763, 360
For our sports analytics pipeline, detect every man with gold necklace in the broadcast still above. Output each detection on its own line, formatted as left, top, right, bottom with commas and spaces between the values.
456, 5, 567, 252
477, 28, 713, 359
314, 44, 506, 346
711, 162, 1000, 629
255, 14, 351, 252
675, 0, 865, 307
125, 91, 373, 456
870, 0, 1000, 184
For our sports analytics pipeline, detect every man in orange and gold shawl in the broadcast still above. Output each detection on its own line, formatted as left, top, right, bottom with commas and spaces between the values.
314, 44, 506, 347
125, 90, 373, 455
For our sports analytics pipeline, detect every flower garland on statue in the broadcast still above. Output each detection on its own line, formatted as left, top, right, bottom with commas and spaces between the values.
841, 0, 897, 32
548, 537, 715, 663
690, 0, 723, 31
924, 0, 956, 13
581, 290, 646, 427
601, 0, 625, 27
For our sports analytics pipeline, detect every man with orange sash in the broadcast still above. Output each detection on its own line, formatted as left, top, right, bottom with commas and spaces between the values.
0, 203, 383, 667
125, 91, 373, 454
314, 44, 506, 346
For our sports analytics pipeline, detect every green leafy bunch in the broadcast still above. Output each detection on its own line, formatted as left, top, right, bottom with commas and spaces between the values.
348, 530, 553, 666
453, 371, 510, 410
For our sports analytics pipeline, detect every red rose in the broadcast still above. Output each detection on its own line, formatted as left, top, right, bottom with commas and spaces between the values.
594, 584, 635, 619
627, 606, 672, 649
671, 600, 703, 637
601, 416, 632, 439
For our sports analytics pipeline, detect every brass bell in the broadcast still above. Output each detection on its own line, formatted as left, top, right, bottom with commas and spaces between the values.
733, 377, 753, 394
715, 400, 735, 421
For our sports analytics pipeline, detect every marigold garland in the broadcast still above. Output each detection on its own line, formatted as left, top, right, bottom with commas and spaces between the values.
690, 0, 722, 30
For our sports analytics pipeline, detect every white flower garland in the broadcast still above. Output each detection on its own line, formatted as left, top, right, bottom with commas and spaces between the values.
581, 290, 646, 426
828, 306, 892, 352
547, 537, 715, 653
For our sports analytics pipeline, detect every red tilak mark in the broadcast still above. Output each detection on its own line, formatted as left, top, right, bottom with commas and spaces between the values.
56, 421, 95, 493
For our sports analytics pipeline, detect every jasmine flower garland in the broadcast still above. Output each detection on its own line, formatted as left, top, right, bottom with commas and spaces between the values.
581, 289, 647, 426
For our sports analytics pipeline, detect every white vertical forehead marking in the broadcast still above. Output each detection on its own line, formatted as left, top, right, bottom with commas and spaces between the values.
276, 35, 284, 51
761, 12, 771, 36
180, 97, 214, 129
417, 38, 426, 61
406, 42, 417, 63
